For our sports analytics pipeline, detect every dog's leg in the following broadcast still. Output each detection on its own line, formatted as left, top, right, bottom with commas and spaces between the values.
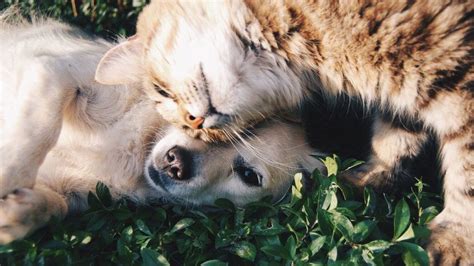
0, 184, 68, 244
0, 56, 76, 197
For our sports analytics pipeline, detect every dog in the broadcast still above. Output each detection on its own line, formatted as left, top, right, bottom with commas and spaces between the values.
0, 11, 321, 244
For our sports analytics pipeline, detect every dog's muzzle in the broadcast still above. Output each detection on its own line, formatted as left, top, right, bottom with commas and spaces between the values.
147, 146, 194, 191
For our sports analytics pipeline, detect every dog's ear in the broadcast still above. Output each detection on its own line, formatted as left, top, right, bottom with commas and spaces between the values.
95, 36, 144, 85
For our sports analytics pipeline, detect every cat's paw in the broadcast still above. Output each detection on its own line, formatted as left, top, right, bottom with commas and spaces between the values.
339, 162, 413, 193
427, 222, 474, 266
0, 189, 49, 244
339, 163, 391, 191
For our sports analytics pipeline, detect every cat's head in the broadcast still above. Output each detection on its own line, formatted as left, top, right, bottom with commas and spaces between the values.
95, 0, 304, 142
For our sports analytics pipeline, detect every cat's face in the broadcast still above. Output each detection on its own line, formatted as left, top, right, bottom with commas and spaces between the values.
95, 0, 303, 142
145, 120, 321, 207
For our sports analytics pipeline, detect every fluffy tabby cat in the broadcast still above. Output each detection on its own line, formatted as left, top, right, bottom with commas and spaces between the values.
96, 1, 473, 263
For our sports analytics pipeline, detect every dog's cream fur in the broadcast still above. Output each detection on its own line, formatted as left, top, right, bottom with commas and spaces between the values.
0, 14, 321, 244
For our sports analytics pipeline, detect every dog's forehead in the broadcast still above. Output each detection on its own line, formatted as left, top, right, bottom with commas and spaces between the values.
233, 122, 306, 167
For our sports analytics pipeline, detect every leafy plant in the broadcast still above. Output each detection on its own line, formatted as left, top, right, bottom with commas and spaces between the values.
0, 0, 148, 38
0, 156, 442, 265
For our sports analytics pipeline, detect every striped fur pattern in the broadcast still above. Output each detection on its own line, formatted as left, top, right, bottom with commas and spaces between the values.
97, 1, 473, 264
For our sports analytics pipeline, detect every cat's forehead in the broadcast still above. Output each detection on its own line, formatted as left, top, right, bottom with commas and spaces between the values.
137, 1, 232, 45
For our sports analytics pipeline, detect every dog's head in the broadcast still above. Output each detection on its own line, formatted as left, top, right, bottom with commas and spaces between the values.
144, 119, 322, 207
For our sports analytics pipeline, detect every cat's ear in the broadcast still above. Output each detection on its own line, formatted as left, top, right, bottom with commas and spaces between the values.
95, 35, 144, 85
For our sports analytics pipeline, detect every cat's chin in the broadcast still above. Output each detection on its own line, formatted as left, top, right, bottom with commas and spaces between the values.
179, 119, 263, 143
181, 126, 231, 143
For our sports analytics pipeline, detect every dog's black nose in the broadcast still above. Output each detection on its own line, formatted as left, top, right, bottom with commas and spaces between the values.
161, 146, 192, 181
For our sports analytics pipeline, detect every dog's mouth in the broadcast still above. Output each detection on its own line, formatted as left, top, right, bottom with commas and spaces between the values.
146, 165, 171, 192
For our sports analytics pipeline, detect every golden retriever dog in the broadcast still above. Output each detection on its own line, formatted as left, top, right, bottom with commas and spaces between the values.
0, 12, 321, 244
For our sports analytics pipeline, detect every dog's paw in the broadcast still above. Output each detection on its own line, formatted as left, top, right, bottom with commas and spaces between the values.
0, 175, 35, 198
0, 188, 49, 244
427, 222, 474, 265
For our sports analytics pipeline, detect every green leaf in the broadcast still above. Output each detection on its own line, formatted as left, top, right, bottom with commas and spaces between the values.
87, 191, 103, 210
365, 240, 392, 254
200, 260, 228, 266
141, 248, 170, 266
215, 229, 235, 248
285, 235, 297, 260
117, 239, 132, 259
309, 236, 326, 256
393, 199, 411, 240
413, 225, 431, 240
86, 215, 106, 231
327, 245, 337, 262
252, 219, 286, 236
261, 244, 289, 260
291, 173, 304, 202
419, 206, 439, 225
317, 209, 333, 235
398, 242, 429, 266
322, 156, 338, 176
170, 218, 195, 234
362, 188, 377, 216
95, 182, 112, 206
136, 219, 152, 236
330, 211, 353, 242
328, 191, 338, 210
335, 207, 356, 220
214, 198, 235, 212
352, 220, 376, 243
231, 241, 256, 261
395, 223, 415, 242
294, 172, 304, 192
121, 226, 133, 243
0, 245, 14, 254
341, 158, 365, 171
113, 208, 132, 220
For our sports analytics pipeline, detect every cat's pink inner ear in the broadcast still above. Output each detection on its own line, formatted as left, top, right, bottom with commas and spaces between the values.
95, 37, 144, 85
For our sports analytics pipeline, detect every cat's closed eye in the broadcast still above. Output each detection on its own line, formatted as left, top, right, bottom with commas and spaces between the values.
154, 84, 173, 98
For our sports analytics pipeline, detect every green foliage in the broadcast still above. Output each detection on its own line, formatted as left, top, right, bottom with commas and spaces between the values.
0, 0, 148, 38
0, 156, 442, 265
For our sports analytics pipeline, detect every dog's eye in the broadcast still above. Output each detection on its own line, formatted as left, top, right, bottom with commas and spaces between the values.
154, 84, 172, 98
236, 166, 262, 187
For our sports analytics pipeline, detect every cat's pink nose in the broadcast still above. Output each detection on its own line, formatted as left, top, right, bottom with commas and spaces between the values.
186, 114, 204, 129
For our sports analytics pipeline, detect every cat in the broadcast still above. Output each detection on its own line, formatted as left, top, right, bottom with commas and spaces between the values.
96, 1, 473, 264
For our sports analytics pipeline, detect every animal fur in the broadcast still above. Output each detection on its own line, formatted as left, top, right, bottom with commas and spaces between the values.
0, 12, 321, 244
95, 1, 474, 264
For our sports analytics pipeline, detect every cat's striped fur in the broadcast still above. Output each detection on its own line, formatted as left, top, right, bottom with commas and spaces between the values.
96, 1, 473, 264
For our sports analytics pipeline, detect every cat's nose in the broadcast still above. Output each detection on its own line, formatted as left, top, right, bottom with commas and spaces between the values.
160, 146, 192, 181
185, 113, 205, 129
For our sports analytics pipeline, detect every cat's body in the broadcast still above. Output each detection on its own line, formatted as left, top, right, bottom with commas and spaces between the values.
96, 0, 473, 263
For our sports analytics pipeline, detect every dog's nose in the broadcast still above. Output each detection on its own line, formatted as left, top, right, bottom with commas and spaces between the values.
185, 113, 205, 129
161, 146, 192, 180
